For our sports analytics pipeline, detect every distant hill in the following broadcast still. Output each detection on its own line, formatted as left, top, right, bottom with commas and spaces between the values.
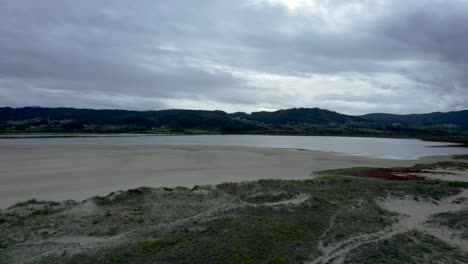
0, 107, 467, 141
361, 110, 468, 127
246, 108, 363, 124
0, 107, 229, 124
0, 107, 362, 125
1, 107, 467, 127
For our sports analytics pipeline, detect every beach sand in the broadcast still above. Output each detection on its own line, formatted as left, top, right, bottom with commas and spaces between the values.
0, 145, 453, 208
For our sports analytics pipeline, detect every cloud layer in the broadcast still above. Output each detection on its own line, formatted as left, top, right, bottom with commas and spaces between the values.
0, 0, 467, 114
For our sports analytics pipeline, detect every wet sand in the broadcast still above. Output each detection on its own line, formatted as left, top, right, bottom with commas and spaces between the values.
0, 145, 454, 208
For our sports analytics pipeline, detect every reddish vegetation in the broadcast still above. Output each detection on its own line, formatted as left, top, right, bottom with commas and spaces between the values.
356, 168, 425, 181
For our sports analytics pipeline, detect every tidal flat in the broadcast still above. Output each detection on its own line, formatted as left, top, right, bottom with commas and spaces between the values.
0, 145, 454, 209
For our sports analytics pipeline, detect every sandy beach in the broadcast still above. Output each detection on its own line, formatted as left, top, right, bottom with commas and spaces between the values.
0, 145, 454, 209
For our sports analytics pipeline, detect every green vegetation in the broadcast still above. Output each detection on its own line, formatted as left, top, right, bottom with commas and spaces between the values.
454, 155, 468, 160
76, 211, 328, 263
93, 187, 151, 206
415, 180, 462, 200
316, 164, 466, 199
145, 127, 172, 134
431, 210, 468, 239
361, 110, 468, 127
346, 231, 468, 263
315, 167, 375, 177
414, 161, 468, 170
1, 107, 467, 145
31, 207, 63, 216
9, 199, 51, 208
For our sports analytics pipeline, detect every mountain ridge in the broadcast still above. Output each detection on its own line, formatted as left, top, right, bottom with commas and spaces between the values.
361, 110, 468, 127
1, 106, 466, 126
1, 106, 467, 145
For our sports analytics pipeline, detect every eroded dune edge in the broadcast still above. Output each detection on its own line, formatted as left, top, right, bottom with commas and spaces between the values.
1, 159, 468, 263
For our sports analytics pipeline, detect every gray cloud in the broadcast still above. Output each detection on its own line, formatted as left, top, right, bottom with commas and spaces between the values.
0, 0, 467, 114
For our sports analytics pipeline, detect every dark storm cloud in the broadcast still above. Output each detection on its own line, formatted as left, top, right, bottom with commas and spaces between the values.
0, 0, 467, 114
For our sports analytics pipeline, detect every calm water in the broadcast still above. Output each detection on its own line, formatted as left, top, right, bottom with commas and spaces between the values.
1, 135, 467, 159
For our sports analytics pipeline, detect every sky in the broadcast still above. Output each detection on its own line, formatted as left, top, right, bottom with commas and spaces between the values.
0, 0, 467, 115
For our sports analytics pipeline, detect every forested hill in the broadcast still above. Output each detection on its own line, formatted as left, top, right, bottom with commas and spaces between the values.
1, 106, 466, 126
245, 108, 363, 124
361, 110, 468, 127
0, 107, 467, 143
0, 107, 361, 125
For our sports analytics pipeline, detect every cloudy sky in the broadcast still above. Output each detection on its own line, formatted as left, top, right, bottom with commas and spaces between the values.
1, 0, 467, 114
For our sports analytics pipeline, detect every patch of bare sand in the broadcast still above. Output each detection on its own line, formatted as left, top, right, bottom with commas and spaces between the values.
378, 189, 468, 251
309, 190, 468, 264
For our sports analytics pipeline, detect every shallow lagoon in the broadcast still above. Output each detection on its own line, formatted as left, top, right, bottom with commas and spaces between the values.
1, 135, 467, 159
